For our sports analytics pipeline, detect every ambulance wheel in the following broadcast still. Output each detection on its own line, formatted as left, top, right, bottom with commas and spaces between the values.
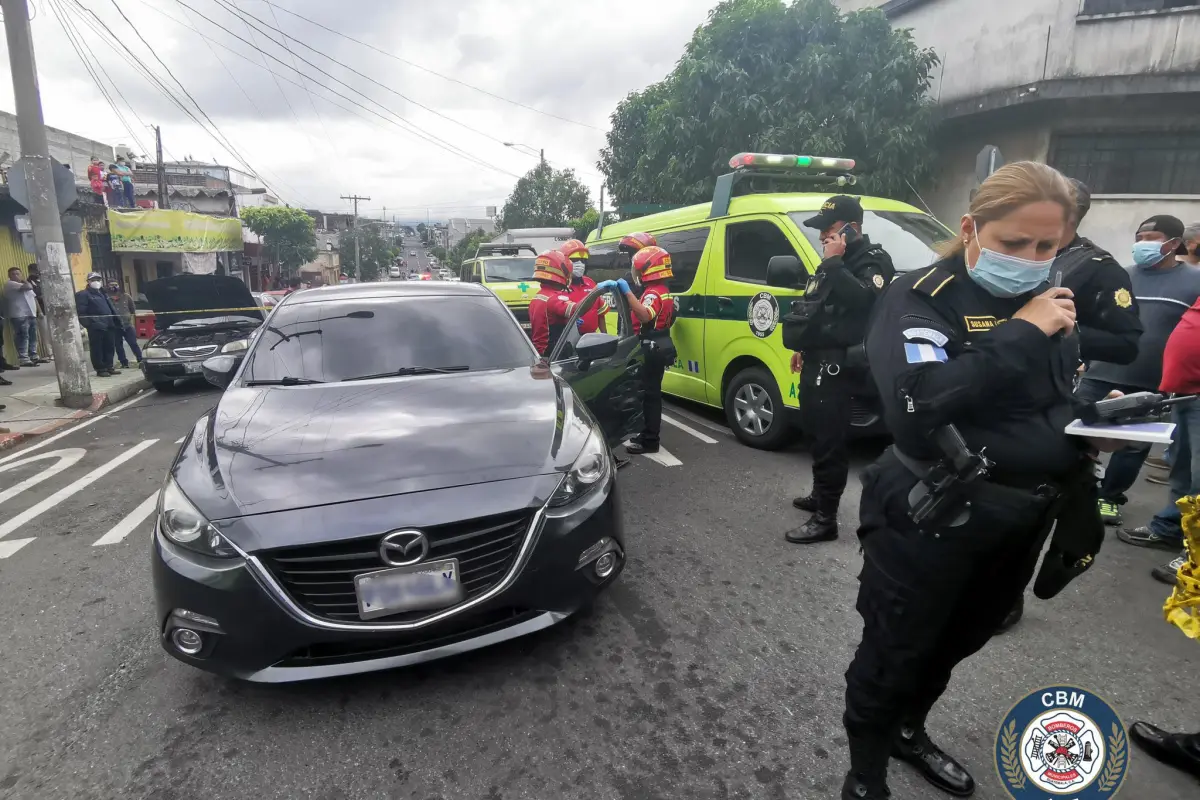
724, 366, 789, 450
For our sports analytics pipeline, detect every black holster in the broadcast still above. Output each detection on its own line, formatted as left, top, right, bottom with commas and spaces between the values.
1033, 461, 1103, 599
641, 333, 676, 367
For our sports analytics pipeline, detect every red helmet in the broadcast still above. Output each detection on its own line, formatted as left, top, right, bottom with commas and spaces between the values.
618, 232, 657, 254
632, 246, 673, 283
560, 239, 589, 261
533, 250, 572, 287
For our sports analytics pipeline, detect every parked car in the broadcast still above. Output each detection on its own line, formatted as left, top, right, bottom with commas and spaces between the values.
140, 274, 264, 392
153, 281, 641, 681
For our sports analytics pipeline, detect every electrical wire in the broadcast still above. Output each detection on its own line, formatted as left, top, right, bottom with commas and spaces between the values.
261, 0, 601, 131
168, 0, 521, 179
262, 0, 335, 147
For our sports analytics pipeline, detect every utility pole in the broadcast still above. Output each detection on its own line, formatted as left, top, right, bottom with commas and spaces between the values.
2, 0, 91, 407
340, 193, 369, 282
154, 125, 168, 209
540, 149, 545, 167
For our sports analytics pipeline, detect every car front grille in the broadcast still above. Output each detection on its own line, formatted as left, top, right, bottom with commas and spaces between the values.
277, 607, 539, 667
258, 511, 532, 624
173, 344, 218, 357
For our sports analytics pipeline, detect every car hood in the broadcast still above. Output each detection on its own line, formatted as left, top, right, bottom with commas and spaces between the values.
143, 274, 264, 329
173, 367, 593, 520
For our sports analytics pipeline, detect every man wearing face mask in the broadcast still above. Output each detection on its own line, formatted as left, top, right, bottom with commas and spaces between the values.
1183, 223, 1200, 267
74, 272, 123, 377
1079, 215, 1200, 530
560, 239, 607, 334
784, 195, 895, 545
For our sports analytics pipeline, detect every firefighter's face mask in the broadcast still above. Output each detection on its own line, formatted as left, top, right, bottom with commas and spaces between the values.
571, 261, 586, 279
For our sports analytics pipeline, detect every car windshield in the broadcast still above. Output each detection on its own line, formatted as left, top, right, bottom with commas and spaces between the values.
242, 295, 535, 384
483, 257, 538, 282
789, 210, 952, 273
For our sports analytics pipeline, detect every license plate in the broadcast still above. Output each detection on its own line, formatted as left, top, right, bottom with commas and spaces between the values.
354, 560, 463, 620
521, 322, 532, 330
184, 361, 203, 374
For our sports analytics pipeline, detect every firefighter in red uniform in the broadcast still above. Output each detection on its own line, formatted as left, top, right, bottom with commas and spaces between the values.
527, 250, 576, 356
615, 244, 675, 455
561, 239, 608, 334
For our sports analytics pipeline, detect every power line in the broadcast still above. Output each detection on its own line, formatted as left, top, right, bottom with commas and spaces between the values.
216, 0, 602, 179
169, 0, 521, 179
262, 0, 601, 131
262, 0, 335, 147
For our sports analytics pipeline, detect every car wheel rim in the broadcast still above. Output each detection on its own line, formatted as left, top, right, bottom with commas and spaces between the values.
733, 383, 773, 437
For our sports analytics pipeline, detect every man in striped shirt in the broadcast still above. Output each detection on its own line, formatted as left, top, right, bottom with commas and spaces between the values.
1080, 215, 1200, 528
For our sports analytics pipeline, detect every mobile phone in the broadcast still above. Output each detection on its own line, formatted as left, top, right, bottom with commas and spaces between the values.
837, 223, 862, 246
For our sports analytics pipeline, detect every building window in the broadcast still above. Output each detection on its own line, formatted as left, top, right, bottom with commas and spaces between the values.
1080, 0, 1199, 15
1049, 132, 1200, 195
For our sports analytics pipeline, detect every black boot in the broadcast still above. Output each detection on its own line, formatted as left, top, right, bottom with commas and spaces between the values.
996, 595, 1024, 634
892, 724, 975, 797
843, 731, 891, 799
625, 437, 659, 455
1130, 722, 1200, 779
785, 512, 838, 544
791, 494, 817, 512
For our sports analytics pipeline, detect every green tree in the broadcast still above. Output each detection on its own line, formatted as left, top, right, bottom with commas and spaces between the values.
445, 228, 491, 271
430, 245, 448, 263
598, 0, 939, 206
500, 162, 591, 229
242, 206, 317, 275
341, 223, 397, 282
565, 208, 618, 241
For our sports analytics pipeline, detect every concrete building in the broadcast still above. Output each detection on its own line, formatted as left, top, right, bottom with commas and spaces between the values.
447, 217, 497, 248
0, 110, 114, 179
839, 0, 1200, 259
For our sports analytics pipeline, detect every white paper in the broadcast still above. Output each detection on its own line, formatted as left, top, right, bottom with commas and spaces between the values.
1064, 419, 1175, 445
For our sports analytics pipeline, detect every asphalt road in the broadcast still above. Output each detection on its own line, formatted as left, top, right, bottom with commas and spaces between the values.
0, 383, 1197, 799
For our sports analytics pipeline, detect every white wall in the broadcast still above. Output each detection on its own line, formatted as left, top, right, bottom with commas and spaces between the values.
1083, 197, 1200, 264
0, 111, 114, 178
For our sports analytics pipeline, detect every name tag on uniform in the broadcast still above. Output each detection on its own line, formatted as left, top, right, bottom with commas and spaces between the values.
904, 343, 947, 364
963, 315, 1006, 332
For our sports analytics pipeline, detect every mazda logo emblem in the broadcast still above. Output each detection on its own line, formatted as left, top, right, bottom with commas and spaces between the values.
379, 530, 429, 567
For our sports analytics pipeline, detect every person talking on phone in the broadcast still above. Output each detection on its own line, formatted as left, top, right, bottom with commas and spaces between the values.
839, 162, 1106, 799
784, 195, 895, 544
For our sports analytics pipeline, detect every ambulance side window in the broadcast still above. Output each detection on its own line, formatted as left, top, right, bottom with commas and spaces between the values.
724, 220, 798, 284
656, 227, 710, 294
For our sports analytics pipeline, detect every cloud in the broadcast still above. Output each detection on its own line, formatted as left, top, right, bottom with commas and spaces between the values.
0, 0, 712, 217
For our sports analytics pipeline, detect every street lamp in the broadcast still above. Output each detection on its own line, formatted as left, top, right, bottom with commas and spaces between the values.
503, 142, 544, 165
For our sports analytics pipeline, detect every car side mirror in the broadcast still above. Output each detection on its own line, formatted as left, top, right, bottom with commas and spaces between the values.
201, 354, 241, 390
766, 255, 803, 288
574, 332, 619, 370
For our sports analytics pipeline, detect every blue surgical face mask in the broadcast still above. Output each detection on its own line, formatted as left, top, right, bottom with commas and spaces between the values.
965, 220, 1054, 298
1132, 240, 1169, 269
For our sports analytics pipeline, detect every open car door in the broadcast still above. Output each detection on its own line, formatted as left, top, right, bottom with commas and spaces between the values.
548, 286, 645, 447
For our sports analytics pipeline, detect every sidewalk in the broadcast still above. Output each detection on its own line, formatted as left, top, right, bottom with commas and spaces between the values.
0, 359, 148, 450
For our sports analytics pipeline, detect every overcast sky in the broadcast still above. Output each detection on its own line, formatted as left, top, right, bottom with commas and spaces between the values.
0, 0, 714, 221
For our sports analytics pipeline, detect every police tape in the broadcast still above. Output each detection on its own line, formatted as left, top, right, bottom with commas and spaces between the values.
73, 305, 270, 319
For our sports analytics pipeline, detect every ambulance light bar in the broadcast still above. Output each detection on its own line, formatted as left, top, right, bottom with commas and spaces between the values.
728, 153, 856, 172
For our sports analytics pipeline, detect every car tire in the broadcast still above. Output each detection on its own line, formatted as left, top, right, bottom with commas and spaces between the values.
151, 380, 174, 392
723, 365, 790, 450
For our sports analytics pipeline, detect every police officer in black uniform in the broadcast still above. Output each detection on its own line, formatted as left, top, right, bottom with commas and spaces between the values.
996, 176, 1143, 632
785, 195, 895, 544
840, 162, 1104, 800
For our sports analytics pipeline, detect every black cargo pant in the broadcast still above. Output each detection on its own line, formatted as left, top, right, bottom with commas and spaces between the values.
844, 451, 1057, 751
799, 359, 853, 515
86, 325, 116, 372
638, 350, 666, 446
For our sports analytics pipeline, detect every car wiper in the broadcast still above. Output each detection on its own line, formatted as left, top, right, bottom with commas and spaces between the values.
244, 376, 325, 386
341, 366, 470, 382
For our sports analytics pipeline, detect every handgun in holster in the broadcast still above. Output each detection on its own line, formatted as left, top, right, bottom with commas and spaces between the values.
902, 425, 994, 529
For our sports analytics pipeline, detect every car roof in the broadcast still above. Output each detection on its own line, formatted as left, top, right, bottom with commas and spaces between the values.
588, 192, 928, 242
284, 282, 493, 304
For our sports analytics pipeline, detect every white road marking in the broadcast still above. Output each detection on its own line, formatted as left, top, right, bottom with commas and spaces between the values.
0, 390, 149, 467
623, 440, 683, 467
662, 414, 718, 444
0, 538, 34, 559
662, 402, 734, 438
174, 436, 185, 444
93, 492, 158, 546
0, 440, 158, 541
0, 449, 87, 506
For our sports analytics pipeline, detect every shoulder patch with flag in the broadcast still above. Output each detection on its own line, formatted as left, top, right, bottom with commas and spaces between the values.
904, 342, 947, 364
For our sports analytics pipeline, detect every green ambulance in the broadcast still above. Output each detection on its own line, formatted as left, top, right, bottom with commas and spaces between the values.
585, 152, 952, 450
457, 243, 542, 332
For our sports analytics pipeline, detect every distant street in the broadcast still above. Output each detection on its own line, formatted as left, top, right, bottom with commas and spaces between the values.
0, 385, 1196, 799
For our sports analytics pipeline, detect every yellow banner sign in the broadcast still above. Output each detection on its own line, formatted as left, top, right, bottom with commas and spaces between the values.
107, 208, 243, 253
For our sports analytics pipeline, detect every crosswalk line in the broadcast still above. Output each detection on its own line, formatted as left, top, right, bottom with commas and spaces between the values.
0, 449, 87, 506
623, 440, 683, 467
93, 492, 159, 547
0, 538, 34, 559
0, 391, 149, 467
662, 414, 718, 444
0, 440, 159, 541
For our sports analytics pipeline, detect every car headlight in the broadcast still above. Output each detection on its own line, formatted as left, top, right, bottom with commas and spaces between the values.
220, 339, 249, 353
158, 479, 237, 558
144, 346, 170, 358
548, 427, 611, 508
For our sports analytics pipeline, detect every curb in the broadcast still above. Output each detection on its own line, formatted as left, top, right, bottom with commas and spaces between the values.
0, 377, 149, 453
